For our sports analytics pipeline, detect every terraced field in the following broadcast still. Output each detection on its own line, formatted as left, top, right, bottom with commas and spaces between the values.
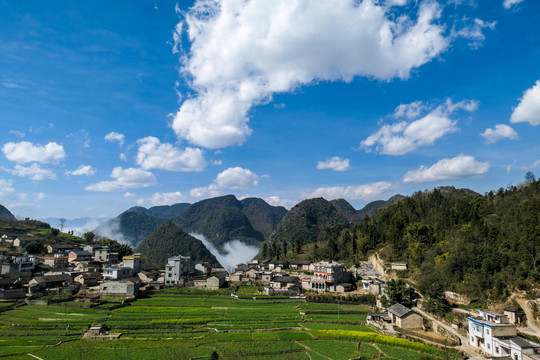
0, 289, 460, 359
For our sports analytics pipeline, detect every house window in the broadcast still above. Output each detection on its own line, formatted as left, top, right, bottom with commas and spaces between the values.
486, 329, 489, 335
487, 344, 490, 350
496, 345, 499, 354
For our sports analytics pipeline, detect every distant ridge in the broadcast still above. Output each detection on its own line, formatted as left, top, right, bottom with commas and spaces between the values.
135, 222, 222, 267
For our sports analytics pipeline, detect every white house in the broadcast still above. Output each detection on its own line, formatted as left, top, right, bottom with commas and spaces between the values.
164, 255, 191, 286
103, 266, 133, 280
467, 310, 540, 359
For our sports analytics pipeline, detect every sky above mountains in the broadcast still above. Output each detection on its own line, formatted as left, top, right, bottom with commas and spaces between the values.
0, 0, 539, 219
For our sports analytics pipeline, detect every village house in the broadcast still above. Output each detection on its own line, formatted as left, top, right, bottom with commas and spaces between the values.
229, 271, 243, 283
290, 260, 311, 271
68, 250, 92, 263
47, 244, 75, 254
265, 275, 301, 295
268, 260, 289, 272
83, 244, 102, 254
103, 266, 133, 280
390, 261, 408, 271
43, 253, 68, 269
93, 247, 119, 264
99, 280, 138, 298
387, 303, 423, 330
122, 254, 143, 273
1, 255, 36, 274
164, 255, 191, 286
504, 306, 523, 325
28, 274, 73, 294
74, 272, 102, 287
466, 310, 540, 359
301, 261, 349, 292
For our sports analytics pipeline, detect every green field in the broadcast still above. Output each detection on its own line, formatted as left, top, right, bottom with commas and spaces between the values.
0, 290, 460, 359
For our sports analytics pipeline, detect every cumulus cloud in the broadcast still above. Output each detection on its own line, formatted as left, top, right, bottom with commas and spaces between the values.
2, 141, 66, 164
173, 0, 455, 148
66, 165, 96, 176
403, 154, 489, 183
481, 124, 518, 143
303, 181, 393, 201
149, 192, 187, 206
190, 167, 260, 198
104, 132, 125, 146
361, 99, 477, 155
510, 80, 540, 126
4, 163, 56, 181
136, 136, 206, 172
316, 156, 350, 172
85, 167, 156, 192
503, 0, 525, 9
215, 167, 259, 189
264, 196, 297, 209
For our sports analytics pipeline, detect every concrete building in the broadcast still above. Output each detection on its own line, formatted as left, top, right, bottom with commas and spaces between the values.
301, 261, 349, 292
99, 281, 138, 298
123, 254, 143, 273
164, 255, 191, 286
103, 266, 134, 280
68, 250, 93, 263
466, 310, 540, 359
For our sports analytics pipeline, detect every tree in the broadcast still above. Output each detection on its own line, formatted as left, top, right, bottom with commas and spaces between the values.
381, 279, 415, 308
59, 218, 66, 230
25, 241, 44, 254
83, 231, 96, 243
525, 171, 536, 182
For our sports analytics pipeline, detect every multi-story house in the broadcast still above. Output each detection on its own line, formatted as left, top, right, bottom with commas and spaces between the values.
164, 255, 191, 286
301, 261, 348, 292
467, 310, 540, 359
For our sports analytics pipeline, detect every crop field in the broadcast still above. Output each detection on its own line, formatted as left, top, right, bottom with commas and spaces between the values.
0, 290, 459, 359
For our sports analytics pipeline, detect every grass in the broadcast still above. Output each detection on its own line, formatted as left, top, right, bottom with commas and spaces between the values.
0, 290, 450, 359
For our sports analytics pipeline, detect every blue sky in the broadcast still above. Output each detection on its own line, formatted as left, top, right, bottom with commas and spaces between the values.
0, 0, 539, 219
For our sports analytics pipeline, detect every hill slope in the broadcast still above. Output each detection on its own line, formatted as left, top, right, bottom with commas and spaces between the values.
0, 204, 16, 222
135, 223, 221, 267
265, 198, 349, 253
240, 197, 287, 238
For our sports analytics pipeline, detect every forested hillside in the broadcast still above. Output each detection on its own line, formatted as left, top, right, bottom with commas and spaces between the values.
286, 181, 540, 305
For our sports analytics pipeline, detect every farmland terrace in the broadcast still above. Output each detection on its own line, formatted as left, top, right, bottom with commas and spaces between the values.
0, 288, 461, 360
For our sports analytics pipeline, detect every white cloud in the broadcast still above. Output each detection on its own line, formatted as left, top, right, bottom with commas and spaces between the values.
452, 18, 496, 49
123, 192, 137, 198
215, 167, 259, 189
2, 141, 66, 164
303, 181, 393, 201
8, 130, 25, 138
37, 192, 45, 200
503, 0, 525, 9
190, 166, 260, 198
104, 132, 125, 146
510, 80, 540, 126
148, 192, 187, 206
361, 99, 477, 155
393, 101, 426, 119
120, 153, 127, 161
263, 196, 297, 209
66, 165, 96, 176
136, 136, 206, 172
0, 178, 15, 198
480, 124, 518, 143
173, 0, 452, 148
213, 160, 223, 165
190, 183, 222, 198
403, 154, 489, 183
85, 167, 156, 192
522, 160, 540, 171
316, 156, 350, 172
4, 163, 56, 181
